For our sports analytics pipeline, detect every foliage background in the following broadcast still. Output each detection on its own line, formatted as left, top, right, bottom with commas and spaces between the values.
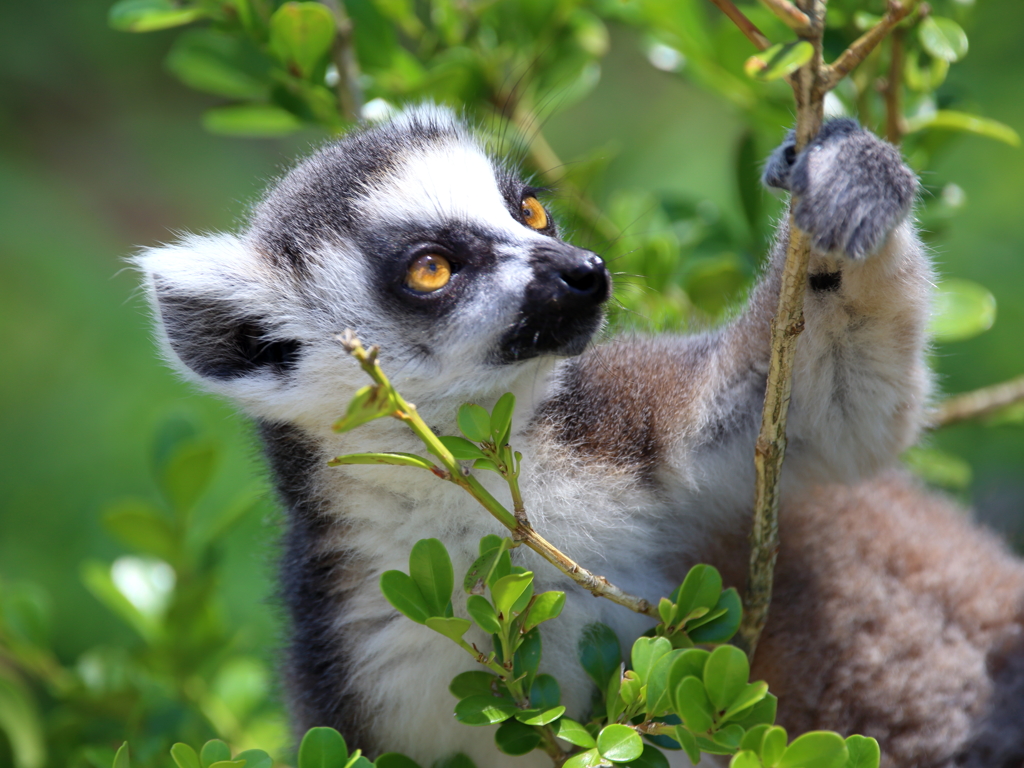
1, 0, 1023, 764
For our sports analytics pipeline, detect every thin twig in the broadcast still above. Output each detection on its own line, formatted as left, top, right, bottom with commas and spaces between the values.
737, 0, 825, 659
336, 332, 659, 620
320, 0, 363, 123
757, 0, 813, 34
884, 26, 907, 144
708, 0, 773, 50
823, 0, 919, 90
929, 375, 1024, 427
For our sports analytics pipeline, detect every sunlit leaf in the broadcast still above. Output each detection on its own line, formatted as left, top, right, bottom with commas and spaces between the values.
170, 744, 201, 768
0, 677, 45, 768
597, 724, 644, 763
777, 731, 847, 768
929, 278, 997, 343
453, 695, 517, 726
269, 2, 336, 78
379, 570, 430, 624
109, 0, 205, 32
905, 111, 1020, 147
744, 41, 814, 82
328, 452, 437, 471
458, 403, 492, 443
200, 741, 230, 768
203, 105, 303, 138
409, 538, 454, 617
298, 728, 348, 768
703, 645, 750, 711
552, 719, 597, 749
844, 735, 881, 768
918, 17, 968, 62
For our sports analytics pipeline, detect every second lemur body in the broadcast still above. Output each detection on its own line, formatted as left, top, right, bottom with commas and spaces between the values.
138, 108, 1024, 767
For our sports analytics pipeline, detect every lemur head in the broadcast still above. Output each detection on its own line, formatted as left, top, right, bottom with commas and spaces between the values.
137, 105, 610, 425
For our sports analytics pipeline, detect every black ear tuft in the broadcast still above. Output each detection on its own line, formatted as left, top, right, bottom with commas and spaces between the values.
154, 280, 302, 381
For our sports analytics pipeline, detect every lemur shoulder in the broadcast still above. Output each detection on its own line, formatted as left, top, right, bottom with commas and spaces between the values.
137, 106, 1024, 768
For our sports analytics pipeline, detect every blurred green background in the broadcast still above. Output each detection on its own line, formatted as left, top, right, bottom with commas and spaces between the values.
1, 0, 1023, 764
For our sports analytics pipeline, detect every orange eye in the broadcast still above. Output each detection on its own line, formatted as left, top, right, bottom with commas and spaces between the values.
521, 196, 548, 230
405, 253, 452, 293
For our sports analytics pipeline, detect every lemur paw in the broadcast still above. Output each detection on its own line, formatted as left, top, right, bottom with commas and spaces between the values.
762, 119, 918, 260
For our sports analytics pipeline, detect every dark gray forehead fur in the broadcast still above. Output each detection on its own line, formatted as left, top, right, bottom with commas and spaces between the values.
249, 107, 523, 270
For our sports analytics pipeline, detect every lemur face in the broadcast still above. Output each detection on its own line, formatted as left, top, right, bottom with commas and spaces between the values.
140, 106, 610, 422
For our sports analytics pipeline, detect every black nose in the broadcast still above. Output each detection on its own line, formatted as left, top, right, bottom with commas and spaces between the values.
531, 244, 610, 307
559, 252, 609, 299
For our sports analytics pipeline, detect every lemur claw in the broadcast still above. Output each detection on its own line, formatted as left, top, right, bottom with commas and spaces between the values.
762, 118, 918, 260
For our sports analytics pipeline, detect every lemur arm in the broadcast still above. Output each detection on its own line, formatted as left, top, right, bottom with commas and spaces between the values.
537, 120, 929, 494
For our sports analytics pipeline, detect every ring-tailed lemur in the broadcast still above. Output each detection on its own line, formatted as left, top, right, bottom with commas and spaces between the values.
137, 106, 1024, 768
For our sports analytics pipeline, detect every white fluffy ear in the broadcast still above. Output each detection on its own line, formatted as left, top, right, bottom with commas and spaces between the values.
135, 233, 305, 404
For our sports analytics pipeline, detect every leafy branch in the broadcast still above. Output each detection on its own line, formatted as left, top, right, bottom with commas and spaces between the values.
332, 330, 658, 619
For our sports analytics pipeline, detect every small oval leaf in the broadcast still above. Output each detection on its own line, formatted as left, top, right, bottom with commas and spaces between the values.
298, 728, 348, 768
458, 403, 492, 443
552, 718, 597, 748
597, 724, 644, 763
777, 731, 847, 768
703, 644, 750, 711
918, 17, 968, 62
744, 41, 814, 82
454, 695, 517, 726
929, 278, 997, 343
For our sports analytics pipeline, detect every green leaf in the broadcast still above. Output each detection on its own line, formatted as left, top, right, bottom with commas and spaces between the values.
208, 761, 245, 768
200, 741, 230, 768
373, 755, 422, 768
453, 695, 517, 726
158, 440, 216, 517
744, 41, 814, 82
761, 727, 787, 767
523, 591, 565, 631
327, 452, 437, 471
203, 104, 303, 138
630, 636, 672, 683
472, 458, 500, 472
905, 111, 1020, 147
234, 749, 271, 768
514, 706, 565, 726
409, 539, 454, 617
673, 565, 722, 627
344, 758, 372, 768
166, 30, 270, 100
379, 570, 430, 624
844, 736, 880, 768
0, 675, 45, 768
777, 732, 847, 768
109, 0, 204, 32
552, 719, 597, 748
690, 587, 742, 644
578, 623, 622, 691
530, 674, 561, 709
490, 393, 516, 444
298, 728, 348, 768
269, 2, 336, 78
929, 278, 997, 343
703, 645, 750, 712
466, 595, 501, 634
903, 446, 972, 491
740, 725, 771, 755
102, 501, 176, 563
730, 751, 762, 768
645, 650, 683, 717
333, 385, 397, 433
722, 682, 770, 722
733, 694, 778, 731
113, 743, 130, 768
563, 749, 604, 768
449, 671, 501, 700
491, 572, 532, 618
713, 724, 745, 751
514, 628, 542, 688
658, 598, 676, 627
495, 718, 542, 755
674, 677, 714, 733
171, 745, 201, 768
425, 616, 471, 642
458, 403, 492, 443
918, 17, 968, 63
437, 436, 487, 461
463, 540, 511, 593
597, 724, 644, 763
674, 727, 701, 765
624, 744, 670, 768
